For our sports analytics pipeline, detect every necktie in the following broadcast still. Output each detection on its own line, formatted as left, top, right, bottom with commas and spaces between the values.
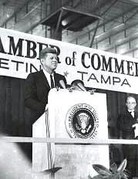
50, 74, 54, 88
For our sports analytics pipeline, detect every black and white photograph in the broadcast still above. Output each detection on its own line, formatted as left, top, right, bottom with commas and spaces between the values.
0, 0, 138, 178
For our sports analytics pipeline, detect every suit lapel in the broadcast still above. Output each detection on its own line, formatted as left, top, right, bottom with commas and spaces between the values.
54, 72, 57, 87
127, 110, 137, 123
39, 70, 50, 89
134, 111, 138, 121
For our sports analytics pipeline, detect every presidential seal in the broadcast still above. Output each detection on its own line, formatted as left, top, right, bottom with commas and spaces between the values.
65, 103, 99, 139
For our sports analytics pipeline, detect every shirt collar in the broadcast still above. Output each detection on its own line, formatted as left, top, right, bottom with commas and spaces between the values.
128, 109, 135, 113
42, 69, 55, 87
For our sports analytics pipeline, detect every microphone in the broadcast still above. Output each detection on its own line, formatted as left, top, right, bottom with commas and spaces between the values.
59, 80, 66, 89
76, 82, 86, 91
70, 79, 86, 91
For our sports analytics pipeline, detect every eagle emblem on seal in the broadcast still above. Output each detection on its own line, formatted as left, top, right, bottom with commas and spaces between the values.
65, 103, 99, 139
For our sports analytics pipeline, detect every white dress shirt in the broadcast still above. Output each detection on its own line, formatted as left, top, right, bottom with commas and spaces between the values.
43, 70, 55, 88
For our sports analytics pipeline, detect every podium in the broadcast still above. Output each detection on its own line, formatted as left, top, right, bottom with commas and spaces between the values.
33, 89, 109, 179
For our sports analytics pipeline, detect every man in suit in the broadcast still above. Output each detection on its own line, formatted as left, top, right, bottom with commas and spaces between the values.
23, 47, 67, 161
117, 95, 138, 178
25, 47, 66, 124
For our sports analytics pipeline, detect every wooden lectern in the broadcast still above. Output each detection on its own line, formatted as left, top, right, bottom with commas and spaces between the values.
33, 89, 109, 179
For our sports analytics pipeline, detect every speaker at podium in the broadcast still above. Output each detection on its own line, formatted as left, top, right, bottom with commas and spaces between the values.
33, 89, 109, 179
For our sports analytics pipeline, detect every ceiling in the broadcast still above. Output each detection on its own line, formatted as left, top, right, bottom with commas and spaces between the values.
0, 0, 138, 33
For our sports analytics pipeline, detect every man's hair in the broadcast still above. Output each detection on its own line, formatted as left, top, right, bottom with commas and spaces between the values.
39, 47, 57, 59
126, 95, 137, 103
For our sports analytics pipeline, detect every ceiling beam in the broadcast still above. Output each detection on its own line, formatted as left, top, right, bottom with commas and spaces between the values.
121, 0, 138, 5
0, 0, 31, 27
89, 0, 118, 48
129, 0, 138, 3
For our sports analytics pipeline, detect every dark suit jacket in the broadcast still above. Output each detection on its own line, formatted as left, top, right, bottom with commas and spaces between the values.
117, 109, 138, 177
117, 109, 138, 139
24, 70, 67, 125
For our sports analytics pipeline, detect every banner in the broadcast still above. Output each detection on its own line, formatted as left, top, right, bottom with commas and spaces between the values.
0, 27, 138, 93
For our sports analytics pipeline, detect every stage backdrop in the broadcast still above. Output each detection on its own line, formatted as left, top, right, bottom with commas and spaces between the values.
0, 27, 138, 94
33, 89, 109, 179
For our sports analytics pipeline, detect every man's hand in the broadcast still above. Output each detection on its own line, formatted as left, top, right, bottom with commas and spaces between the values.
132, 123, 138, 138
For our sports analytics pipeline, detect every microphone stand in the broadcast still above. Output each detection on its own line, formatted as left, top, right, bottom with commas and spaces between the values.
44, 110, 62, 178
